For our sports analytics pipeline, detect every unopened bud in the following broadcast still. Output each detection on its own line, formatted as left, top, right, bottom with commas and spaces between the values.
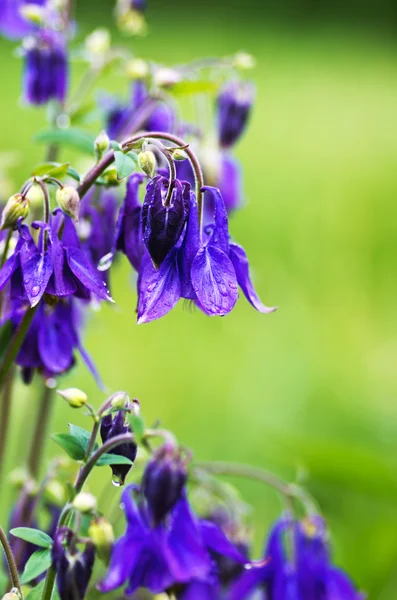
19, 4, 45, 24
102, 167, 119, 186
25, 183, 43, 209
86, 28, 111, 56
171, 149, 187, 161
138, 151, 156, 177
126, 58, 149, 80
45, 480, 65, 505
2, 589, 21, 600
118, 10, 147, 36
154, 68, 181, 88
88, 518, 114, 563
73, 492, 97, 514
57, 387, 87, 408
95, 130, 110, 159
233, 51, 256, 70
8, 468, 29, 487
56, 187, 80, 223
1, 194, 29, 230
111, 391, 130, 410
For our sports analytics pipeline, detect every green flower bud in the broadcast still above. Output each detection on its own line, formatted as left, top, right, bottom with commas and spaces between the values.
86, 28, 111, 57
57, 387, 88, 408
25, 183, 44, 210
171, 149, 187, 161
73, 492, 97, 514
138, 150, 156, 177
44, 480, 65, 505
2, 589, 22, 600
95, 131, 110, 159
88, 518, 114, 564
56, 187, 80, 223
126, 58, 149, 80
0, 194, 30, 230
102, 167, 119, 186
233, 51, 256, 70
111, 391, 130, 410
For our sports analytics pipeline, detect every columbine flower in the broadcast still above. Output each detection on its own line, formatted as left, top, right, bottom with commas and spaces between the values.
100, 411, 137, 485
52, 529, 95, 600
23, 30, 68, 105
0, 0, 45, 39
142, 444, 187, 524
0, 212, 113, 307
114, 172, 146, 271
217, 81, 255, 149
99, 485, 248, 596
137, 186, 275, 323
230, 515, 364, 600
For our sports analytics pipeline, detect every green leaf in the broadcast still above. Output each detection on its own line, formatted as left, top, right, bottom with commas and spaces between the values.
95, 453, 133, 466
20, 548, 52, 585
67, 166, 81, 182
114, 150, 137, 180
170, 80, 218, 96
68, 423, 97, 454
34, 128, 96, 155
110, 140, 121, 151
0, 320, 13, 361
51, 433, 86, 461
126, 150, 138, 163
129, 413, 145, 441
24, 580, 45, 600
10, 527, 53, 549
31, 162, 69, 178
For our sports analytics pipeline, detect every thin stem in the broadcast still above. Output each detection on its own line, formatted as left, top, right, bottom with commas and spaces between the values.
0, 229, 12, 268
147, 140, 176, 205
0, 306, 37, 390
0, 367, 15, 483
0, 526, 22, 597
27, 385, 54, 478
84, 417, 100, 462
37, 180, 50, 225
144, 428, 177, 448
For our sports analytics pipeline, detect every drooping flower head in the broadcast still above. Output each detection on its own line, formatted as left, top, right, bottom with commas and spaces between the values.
52, 528, 95, 600
23, 30, 68, 105
217, 80, 255, 149
100, 411, 137, 485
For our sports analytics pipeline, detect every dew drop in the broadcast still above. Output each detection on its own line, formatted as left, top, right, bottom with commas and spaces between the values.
111, 474, 124, 487
98, 253, 114, 272
31, 285, 40, 297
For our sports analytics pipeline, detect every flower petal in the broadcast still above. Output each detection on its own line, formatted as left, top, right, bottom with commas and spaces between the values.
229, 243, 276, 313
178, 195, 200, 299
191, 245, 238, 316
202, 186, 229, 254
22, 252, 53, 307
229, 565, 270, 600
66, 247, 113, 302
46, 231, 77, 297
38, 306, 75, 374
200, 520, 248, 564
326, 567, 364, 600
99, 535, 142, 592
137, 250, 180, 324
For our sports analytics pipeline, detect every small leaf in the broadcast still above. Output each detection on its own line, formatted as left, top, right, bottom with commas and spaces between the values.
68, 424, 97, 454
67, 166, 81, 182
34, 129, 96, 155
10, 527, 53, 549
32, 162, 69, 178
24, 580, 45, 600
20, 548, 52, 585
95, 454, 133, 466
51, 433, 86, 460
126, 151, 138, 163
129, 414, 145, 441
110, 140, 121, 151
114, 151, 137, 180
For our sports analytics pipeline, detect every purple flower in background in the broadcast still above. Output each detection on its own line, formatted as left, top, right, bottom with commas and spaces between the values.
115, 172, 146, 271
230, 516, 365, 600
0, 213, 113, 307
142, 176, 190, 268
137, 186, 276, 323
23, 30, 68, 105
0, 0, 45, 39
52, 529, 95, 600
100, 411, 137, 485
131, 0, 146, 12
99, 485, 248, 596
217, 81, 255, 149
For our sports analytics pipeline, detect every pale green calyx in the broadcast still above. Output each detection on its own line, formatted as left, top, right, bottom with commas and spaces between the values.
56, 187, 80, 222
138, 150, 157, 177
73, 492, 97, 514
57, 387, 88, 408
0, 194, 30, 230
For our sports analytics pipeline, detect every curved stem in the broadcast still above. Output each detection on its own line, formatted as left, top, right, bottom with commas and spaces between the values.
37, 180, 50, 225
0, 526, 22, 597
147, 140, 176, 206
144, 428, 177, 448
0, 306, 37, 390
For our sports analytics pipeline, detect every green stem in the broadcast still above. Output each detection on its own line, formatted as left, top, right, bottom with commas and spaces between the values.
27, 385, 54, 478
0, 526, 22, 597
0, 229, 12, 268
0, 367, 15, 484
0, 306, 37, 390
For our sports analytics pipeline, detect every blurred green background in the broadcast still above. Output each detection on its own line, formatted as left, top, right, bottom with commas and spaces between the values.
1, 0, 397, 598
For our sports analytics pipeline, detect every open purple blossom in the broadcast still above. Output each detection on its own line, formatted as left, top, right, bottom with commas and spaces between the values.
52, 529, 95, 600
0, 0, 45, 39
0, 213, 113, 307
100, 411, 137, 485
137, 186, 276, 323
99, 485, 249, 596
230, 516, 365, 600
217, 80, 255, 149
23, 30, 68, 105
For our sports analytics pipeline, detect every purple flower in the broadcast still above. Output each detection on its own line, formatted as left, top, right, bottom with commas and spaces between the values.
99, 485, 248, 596
230, 516, 365, 600
131, 0, 146, 12
0, 213, 113, 307
217, 81, 255, 149
23, 30, 68, 105
114, 173, 146, 271
52, 529, 95, 600
137, 186, 276, 323
100, 411, 137, 486
142, 176, 190, 268
142, 444, 187, 525
0, 0, 45, 39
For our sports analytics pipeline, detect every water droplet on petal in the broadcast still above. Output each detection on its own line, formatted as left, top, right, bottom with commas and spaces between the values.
98, 252, 114, 272
31, 285, 40, 297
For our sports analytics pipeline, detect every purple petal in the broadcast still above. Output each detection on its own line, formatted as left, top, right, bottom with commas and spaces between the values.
115, 173, 145, 271
178, 195, 200, 299
77, 342, 104, 390
179, 581, 219, 600
137, 251, 180, 324
46, 231, 77, 297
191, 246, 238, 316
326, 567, 364, 600
99, 536, 142, 592
124, 534, 173, 595
38, 308, 74, 374
0, 254, 18, 292
61, 214, 81, 249
202, 186, 229, 253
229, 243, 276, 314
219, 154, 243, 213
229, 565, 270, 600
200, 520, 248, 564
66, 247, 113, 302
21, 252, 53, 307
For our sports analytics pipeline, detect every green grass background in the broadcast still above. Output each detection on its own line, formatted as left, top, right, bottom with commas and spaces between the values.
1, 1, 397, 597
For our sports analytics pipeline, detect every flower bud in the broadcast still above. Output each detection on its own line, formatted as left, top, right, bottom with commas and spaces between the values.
25, 183, 44, 209
217, 80, 255, 149
110, 391, 130, 411
86, 28, 111, 57
88, 518, 114, 564
45, 480, 66, 505
142, 444, 187, 524
233, 51, 256, 70
154, 67, 181, 88
19, 4, 45, 24
138, 150, 156, 178
171, 149, 187, 161
2, 589, 21, 600
0, 194, 30, 230
73, 492, 97, 514
125, 58, 149, 80
102, 167, 119, 186
100, 411, 137, 486
57, 387, 87, 408
56, 187, 80, 223
95, 130, 110, 160
52, 530, 95, 600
